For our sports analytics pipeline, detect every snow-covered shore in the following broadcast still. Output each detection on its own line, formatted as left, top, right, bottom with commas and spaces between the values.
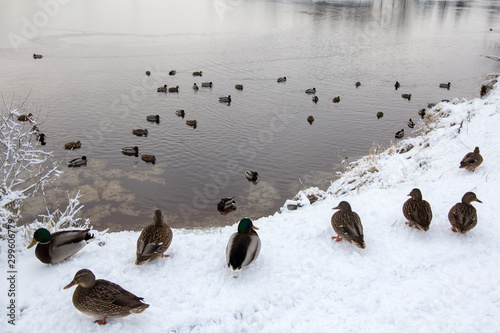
2, 75, 500, 332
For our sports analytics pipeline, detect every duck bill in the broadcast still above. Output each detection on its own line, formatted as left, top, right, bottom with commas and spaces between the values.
27, 239, 37, 249
63, 280, 77, 289
252, 226, 259, 230
475, 198, 483, 203
332, 206, 340, 210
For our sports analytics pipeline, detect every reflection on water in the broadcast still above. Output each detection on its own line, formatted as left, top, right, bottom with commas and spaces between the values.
0, 0, 499, 231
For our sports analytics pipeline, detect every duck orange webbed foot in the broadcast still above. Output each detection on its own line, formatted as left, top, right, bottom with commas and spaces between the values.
95, 317, 107, 325
331, 236, 343, 242
451, 227, 457, 232
161, 254, 170, 258
405, 221, 414, 228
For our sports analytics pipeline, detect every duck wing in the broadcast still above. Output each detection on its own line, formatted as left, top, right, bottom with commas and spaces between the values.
226, 231, 261, 270
93, 280, 147, 308
51, 230, 93, 247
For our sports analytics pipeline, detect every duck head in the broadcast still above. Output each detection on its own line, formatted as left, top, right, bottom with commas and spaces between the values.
27, 228, 51, 248
237, 218, 259, 234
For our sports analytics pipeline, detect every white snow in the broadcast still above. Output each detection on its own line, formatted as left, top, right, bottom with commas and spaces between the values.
2, 75, 500, 332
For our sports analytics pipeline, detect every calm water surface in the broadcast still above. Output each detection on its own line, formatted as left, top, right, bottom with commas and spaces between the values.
1, 0, 499, 230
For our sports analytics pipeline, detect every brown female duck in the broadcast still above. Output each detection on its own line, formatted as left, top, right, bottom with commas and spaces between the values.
448, 192, 482, 233
331, 201, 365, 249
402, 188, 433, 231
136, 209, 173, 265
64, 269, 149, 325
459, 147, 483, 172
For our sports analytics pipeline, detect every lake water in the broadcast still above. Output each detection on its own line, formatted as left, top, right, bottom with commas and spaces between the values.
1, 0, 499, 231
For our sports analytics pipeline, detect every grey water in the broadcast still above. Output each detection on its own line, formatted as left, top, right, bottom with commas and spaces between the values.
0, 0, 499, 231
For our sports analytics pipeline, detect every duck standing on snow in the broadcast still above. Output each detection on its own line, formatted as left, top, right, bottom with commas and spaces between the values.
68, 156, 87, 167
459, 146, 483, 172
136, 209, 173, 265
312, 96, 318, 103
377, 112, 384, 119
305, 88, 316, 94
169, 70, 176, 76
245, 170, 259, 182
403, 188, 433, 231
27, 228, 94, 264
64, 269, 149, 325
145, 71, 151, 76
402, 93, 412, 100
33, 54, 43, 59
307, 115, 314, 124
157, 85, 167, 93
332, 96, 340, 103
201, 82, 213, 88
193, 83, 199, 90
331, 201, 365, 249
226, 218, 261, 271
448, 192, 482, 234
355, 81, 361, 88
277, 76, 286, 83
395, 81, 400, 90
395, 129, 404, 139
235, 84, 243, 90
193, 71, 203, 76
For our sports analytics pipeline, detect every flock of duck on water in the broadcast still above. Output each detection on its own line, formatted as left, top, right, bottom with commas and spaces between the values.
24, 57, 480, 324
25, 144, 483, 325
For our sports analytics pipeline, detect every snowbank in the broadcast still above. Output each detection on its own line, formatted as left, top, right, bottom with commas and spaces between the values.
2, 75, 500, 332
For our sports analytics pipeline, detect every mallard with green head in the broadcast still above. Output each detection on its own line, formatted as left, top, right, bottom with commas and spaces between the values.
122, 146, 139, 156
64, 141, 81, 150
459, 147, 483, 172
68, 156, 87, 167
193, 83, 199, 90
331, 201, 365, 249
403, 188, 433, 231
64, 269, 149, 325
448, 192, 482, 234
226, 218, 261, 271
219, 95, 231, 104
312, 96, 318, 103
245, 170, 259, 182
157, 85, 167, 93
132, 129, 148, 137
217, 197, 237, 212
136, 209, 173, 265
305, 87, 316, 94
27, 228, 94, 264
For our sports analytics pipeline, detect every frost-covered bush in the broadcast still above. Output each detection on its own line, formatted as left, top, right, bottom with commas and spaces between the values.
0, 97, 89, 242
